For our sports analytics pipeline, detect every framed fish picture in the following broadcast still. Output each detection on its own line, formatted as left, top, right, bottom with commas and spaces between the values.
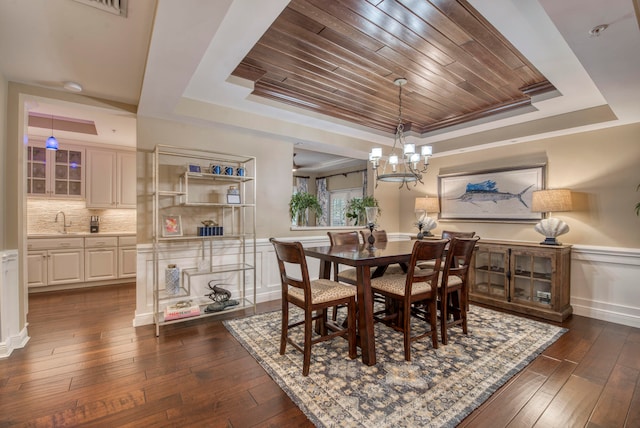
438, 165, 545, 221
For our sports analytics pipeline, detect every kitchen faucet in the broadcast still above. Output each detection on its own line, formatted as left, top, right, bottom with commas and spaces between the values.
55, 211, 72, 233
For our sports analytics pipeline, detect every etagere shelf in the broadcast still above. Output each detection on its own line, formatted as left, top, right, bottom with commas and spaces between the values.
152, 144, 256, 336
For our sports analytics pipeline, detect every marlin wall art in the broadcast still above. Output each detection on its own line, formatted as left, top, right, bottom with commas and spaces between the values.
451, 180, 534, 208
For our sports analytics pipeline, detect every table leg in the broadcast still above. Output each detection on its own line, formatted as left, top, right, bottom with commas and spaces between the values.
357, 265, 376, 366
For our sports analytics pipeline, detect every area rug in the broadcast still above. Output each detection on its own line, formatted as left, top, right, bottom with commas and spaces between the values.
224, 305, 566, 427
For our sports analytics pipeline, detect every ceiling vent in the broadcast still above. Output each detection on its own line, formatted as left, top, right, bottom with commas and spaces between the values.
72, 0, 127, 17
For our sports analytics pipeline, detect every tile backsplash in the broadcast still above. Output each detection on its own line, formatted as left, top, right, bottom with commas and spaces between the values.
27, 199, 136, 235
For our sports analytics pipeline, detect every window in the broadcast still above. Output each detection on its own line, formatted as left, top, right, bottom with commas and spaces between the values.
329, 188, 362, 226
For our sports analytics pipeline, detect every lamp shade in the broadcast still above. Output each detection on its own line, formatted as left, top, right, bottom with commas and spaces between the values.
531, 189, 572, 213
415, 197, 440, 213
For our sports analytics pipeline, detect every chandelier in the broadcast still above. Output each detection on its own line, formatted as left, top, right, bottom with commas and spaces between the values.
369, 78, 432, 189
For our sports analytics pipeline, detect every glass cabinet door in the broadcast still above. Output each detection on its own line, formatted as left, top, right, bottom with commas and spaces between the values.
512, 251, 553, 307
27, 146, 48, 195
473, 247, 508, 298
53, 149, 83, 197
27, 144, 84, 198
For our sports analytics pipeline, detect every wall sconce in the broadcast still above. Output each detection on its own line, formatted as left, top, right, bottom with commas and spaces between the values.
414, 197, 440, 238
531, 189, 572, 245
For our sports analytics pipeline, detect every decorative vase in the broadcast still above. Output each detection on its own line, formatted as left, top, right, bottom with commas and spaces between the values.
165, 264, 180, 295
296, 211, 308, 227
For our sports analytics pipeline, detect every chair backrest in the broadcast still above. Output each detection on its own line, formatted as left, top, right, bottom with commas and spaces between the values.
442, 236, 480, 283
360, 229, 388, 243
441, 230, 476, 240
328, 231, 360, 246
269, 238, 312, 302
405, 239, 448, 292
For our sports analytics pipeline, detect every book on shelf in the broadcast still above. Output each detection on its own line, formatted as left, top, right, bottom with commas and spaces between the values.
164, 301, 201, 321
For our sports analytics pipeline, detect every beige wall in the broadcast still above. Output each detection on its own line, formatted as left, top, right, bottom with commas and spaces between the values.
0, 72, 6, 250
138, 114, 640, 249
396, 123, 640, 249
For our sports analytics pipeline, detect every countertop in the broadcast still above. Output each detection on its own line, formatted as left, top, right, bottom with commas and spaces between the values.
28, 232, 136, 238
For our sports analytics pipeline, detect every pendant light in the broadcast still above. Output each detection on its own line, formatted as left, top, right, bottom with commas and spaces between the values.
369, 78, 432, 189
46, 115, 59, 151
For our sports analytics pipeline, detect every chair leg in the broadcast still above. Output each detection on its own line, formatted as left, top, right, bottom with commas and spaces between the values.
429, 297, 438, 349
461, 288, 468, 335
347, 297, 357, 359
440, 288, 449, 345
403, 301, 412, 361
280, 300, 288, 355
303, 309, 313, 376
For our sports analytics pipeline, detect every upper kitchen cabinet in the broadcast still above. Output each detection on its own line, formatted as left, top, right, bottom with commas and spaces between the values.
27, 142, 85, 199
86, 149, 136, 209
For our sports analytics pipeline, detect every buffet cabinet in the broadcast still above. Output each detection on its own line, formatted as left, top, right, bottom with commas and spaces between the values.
470, 240, 572, 322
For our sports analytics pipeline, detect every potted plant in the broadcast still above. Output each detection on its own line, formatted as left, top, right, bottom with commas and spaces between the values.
289, 191, 322, 226
346, 195, 380, 226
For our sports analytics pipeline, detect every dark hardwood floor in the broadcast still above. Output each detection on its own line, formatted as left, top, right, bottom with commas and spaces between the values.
1, 283, 638, 427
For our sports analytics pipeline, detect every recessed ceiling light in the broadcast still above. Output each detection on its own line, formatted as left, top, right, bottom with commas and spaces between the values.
63, 81, 83, 92
588, 24, 608, 37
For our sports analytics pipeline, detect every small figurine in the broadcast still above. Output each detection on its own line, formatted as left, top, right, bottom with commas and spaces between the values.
204, 281, 239, 312
201, 219, 217, 227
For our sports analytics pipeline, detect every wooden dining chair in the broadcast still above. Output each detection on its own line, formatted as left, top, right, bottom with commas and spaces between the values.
327, 231, 360, 285
369, 239, 448, 361
269, 238, 357, 376
439, 236, 480, 345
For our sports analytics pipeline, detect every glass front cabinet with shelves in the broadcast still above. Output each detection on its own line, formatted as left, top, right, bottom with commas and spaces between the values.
152, 145, 256, 336
470, 240, 572, 322
27, 142, 84, 198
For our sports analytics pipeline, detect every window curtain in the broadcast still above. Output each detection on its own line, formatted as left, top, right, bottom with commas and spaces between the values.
295, 176, 308, 194
362, 170, 368, 197
316, 177, 329, 226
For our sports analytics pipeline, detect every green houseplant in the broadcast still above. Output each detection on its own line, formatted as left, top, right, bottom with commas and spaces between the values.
289, 192, 322, 226
346, 195, 380, 225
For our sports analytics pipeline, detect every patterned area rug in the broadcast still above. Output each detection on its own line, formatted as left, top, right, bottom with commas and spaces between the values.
224, 305, 566, 427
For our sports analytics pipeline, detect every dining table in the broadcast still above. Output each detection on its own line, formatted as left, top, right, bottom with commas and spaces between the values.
304, 239, 417, 366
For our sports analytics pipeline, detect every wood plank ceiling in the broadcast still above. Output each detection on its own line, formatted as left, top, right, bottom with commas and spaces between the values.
232, 0, 554, 135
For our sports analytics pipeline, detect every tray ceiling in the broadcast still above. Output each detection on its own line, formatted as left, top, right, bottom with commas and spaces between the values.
232, 0, 555, 135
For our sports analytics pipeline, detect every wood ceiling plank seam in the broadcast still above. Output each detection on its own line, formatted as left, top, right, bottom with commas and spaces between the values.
336, 0, 457, 68
277, 5, 326, 34
376, 0, 517, 89
455, 0, 547, 77
417, 97, 532, 133
430, 0, 531, 71
459, 39, 532, 89
257, 29, 390, 92
395, 0, 474, 46
248, 44, 383, 99
445, 62, 516, 102
251, 59, 402, 123
250, 34, 421, 118
374, 44, 491, 110
254, 82, 398, 132
286, 0, 386, 52
269, 17, 394, 78
231, 63, 267, 82
261, 75, 400, 125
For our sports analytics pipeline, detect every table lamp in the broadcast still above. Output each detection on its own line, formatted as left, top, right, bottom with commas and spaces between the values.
414, 197, 440, 238
531, 189, 572, 245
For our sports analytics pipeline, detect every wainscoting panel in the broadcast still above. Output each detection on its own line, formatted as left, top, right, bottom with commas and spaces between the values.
571, 245, 640, 328
135, 237, 640, 329
1, 250, 30, 358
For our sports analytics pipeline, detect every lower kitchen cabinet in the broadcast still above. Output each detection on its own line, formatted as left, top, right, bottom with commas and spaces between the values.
470, 240, 572, 322
28, 234, 136, 289
118, 236, 137, 278
85, 236, 118, 281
